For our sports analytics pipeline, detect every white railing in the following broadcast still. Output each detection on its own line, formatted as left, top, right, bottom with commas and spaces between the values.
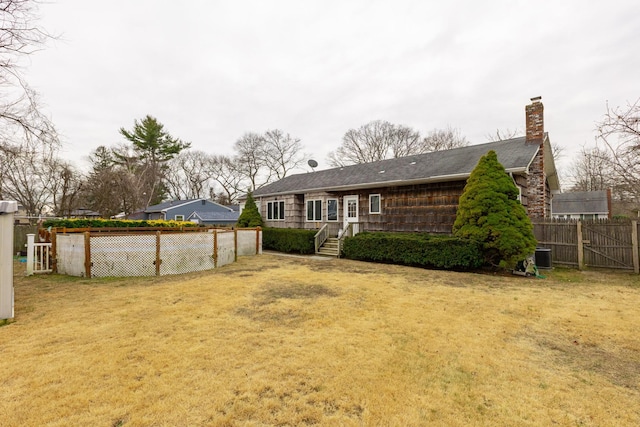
26, 233, 53, 275
314, 224, 329, 254
338, 221, 361, 240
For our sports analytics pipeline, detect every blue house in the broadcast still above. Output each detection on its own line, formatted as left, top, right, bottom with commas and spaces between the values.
130, 199, 239, 226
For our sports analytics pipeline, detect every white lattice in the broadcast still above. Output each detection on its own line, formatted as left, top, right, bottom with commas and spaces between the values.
55, 228, 261, 277
90, 234, 156, 277
159, 233, 215, 275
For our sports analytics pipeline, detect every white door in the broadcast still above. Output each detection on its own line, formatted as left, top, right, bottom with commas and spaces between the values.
343, 195, 359, 235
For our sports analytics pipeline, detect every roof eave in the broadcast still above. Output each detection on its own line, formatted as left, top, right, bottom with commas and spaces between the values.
255, 167, 529, 197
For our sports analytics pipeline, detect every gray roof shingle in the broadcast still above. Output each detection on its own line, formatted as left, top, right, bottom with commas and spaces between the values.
254, 137, 539, 197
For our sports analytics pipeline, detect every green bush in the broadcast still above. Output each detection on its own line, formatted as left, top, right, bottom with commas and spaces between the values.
262, 227, 316, 254
342, 232, 484, 270
42, 218, 198, 229
237, 191, 264, 228
453, 150, 537, 269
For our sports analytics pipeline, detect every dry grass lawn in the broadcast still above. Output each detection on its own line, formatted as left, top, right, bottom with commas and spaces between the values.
1, 254, 639, 426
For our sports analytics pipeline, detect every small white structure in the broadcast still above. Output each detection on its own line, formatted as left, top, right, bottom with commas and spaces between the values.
0, 201, 17, 319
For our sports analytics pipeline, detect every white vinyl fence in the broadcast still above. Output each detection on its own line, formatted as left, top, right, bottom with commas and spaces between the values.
26, 233, 53, 275
47, 228, 261, 278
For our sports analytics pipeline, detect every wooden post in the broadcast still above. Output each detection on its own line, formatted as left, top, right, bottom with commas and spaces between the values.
84, 232, 91, 278
51, 229, 57, 274
234, 228, 238, 262
632, 221, 639, 274
256, 226, 261, 255
26, 234, 35, 276
213, 229, 218, 268
155, 231, 161, 276
576, 220, 584, 270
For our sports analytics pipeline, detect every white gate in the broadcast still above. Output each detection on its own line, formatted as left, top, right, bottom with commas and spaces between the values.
26, 233, 53, 275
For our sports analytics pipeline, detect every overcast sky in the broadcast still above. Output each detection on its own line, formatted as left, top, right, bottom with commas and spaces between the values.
26, 0, 640, 185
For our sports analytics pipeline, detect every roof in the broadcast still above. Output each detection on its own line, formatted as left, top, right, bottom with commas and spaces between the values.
552, 190, 610, 215
70, 208, 101, 217
254, 136, 552, 197
144, 199, 234, 213
144, 199, 203, 213
188, 211, 240, 223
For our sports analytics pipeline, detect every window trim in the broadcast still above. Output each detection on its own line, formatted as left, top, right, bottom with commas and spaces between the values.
267, 200, 285, 221
174, 214, 185, 221
306, 199, 322, 222
369, 194, 381, 214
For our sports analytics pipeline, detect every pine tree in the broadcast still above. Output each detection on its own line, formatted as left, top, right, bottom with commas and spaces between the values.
237, 191, 263, 227
453, 150, 537, 268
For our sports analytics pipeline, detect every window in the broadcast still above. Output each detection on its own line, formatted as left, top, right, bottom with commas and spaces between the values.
306, 200, 322, 221
174, 215, 185, 221
327, 199, 338, 221
267, 201, 285, 220
369, 194, 381, 214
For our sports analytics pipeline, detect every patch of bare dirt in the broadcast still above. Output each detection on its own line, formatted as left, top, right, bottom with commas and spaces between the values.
522, 330, 640, 390
235, 283, 339, 326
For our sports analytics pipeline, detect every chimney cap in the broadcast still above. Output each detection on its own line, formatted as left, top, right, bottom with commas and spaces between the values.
530, 96, 542, 102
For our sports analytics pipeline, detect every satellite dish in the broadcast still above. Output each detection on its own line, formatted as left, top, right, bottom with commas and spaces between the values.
308, 159, 318, 171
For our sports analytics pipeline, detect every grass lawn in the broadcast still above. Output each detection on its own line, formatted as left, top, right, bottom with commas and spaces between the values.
1, 254, 639, 426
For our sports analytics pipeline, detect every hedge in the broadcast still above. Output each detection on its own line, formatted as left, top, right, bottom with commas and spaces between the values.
262, 227, 316, 254
41, 218, 200, 229
342, 232, 484, 270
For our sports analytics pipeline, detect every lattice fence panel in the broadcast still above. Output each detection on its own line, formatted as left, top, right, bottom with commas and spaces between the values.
160, 232, 214, 275
91, 234, 156, 277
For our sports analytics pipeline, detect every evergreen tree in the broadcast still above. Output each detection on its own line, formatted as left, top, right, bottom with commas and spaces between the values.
237, 191, 263, 227
453, 150, 537, 268
119, 115, 190, 207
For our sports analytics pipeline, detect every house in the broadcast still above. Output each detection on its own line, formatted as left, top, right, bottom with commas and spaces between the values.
253, 97, 560, 237
13, 204, 30, 225
187, 210, 239, 226
129, 198, 239, 225
551, 190, 612, 220
68, 208, 102, 219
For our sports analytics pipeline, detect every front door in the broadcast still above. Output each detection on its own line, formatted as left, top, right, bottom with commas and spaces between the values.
343, 195, 359, 235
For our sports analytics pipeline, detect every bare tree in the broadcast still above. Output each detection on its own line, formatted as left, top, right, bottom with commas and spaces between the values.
422, 126, 468, 152
234, 132, 269, 191
207, 155, 245, 204
262, 129, 305, 180
566, 146, 614, 192
165, 150, 214, 200
328, 120, 426, 167
0, 0, 57, 144
50, 161, 83, 217
389, 124, 423, 158
327, 121, 470, 167
595, 99, 640, 204
485, 128, 521, 142
0, 133, 58, 219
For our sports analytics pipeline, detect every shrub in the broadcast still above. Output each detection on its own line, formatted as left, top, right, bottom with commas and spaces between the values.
42, 218, 198, 229
342, 232, 484, 270
263, 227, 316, 254
237, 191, 264, 228
453, 150, 537, 268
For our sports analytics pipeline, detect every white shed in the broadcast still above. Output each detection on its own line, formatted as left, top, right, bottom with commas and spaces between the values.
0, 200, 17, 319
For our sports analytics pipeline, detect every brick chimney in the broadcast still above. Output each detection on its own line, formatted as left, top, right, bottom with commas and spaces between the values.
526, 96, 544, 145
525, 96, 547, 218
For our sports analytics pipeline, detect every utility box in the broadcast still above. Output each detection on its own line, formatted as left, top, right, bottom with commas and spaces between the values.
0, 200, 17, 319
